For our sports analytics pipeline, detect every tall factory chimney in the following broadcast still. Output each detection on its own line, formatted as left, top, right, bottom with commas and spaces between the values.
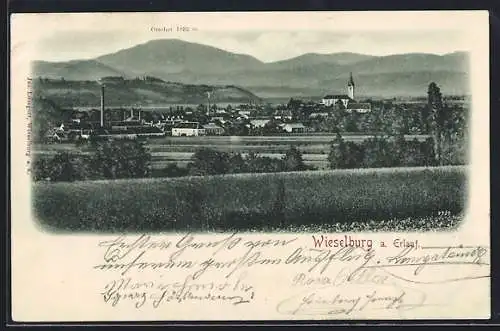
100, 84, 105, 127
206, 91, 212, 117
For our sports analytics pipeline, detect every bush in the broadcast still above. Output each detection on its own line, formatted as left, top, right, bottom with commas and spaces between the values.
153, 164, 189, 178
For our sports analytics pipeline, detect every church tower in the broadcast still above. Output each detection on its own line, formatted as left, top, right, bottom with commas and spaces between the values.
347, 72, 355, 100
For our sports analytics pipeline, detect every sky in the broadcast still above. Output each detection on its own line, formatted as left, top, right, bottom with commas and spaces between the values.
32, 30, 469, 63
11, 12, 478, 63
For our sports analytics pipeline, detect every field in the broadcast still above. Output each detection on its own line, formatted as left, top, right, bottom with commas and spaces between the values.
33, 134, 432, 170
32, 165, 466, 233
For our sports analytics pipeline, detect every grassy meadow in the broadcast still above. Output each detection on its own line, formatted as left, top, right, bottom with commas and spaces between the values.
32, 165, 467, 233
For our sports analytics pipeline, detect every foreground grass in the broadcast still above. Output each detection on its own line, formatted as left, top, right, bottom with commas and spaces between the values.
32, 166, 467, 233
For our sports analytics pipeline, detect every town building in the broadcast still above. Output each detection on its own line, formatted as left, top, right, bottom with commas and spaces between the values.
321, 94, 351, 108
44, 129, 67, 143
171, 122, 205, 136
273, 109, 293, 121
250, 119, 271, 128
281, 123, 306, 133
347, 102, 372, 113
203, 123, 225, 135
238, 110, 252, 117
309, 112, 329, 119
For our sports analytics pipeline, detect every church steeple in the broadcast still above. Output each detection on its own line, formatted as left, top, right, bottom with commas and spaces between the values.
348, 72, 355, 87
347, 72, 355, 100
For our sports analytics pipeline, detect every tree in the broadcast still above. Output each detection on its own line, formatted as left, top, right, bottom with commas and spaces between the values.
418, 104, 430, 133
328, 133, 364, 169
427, 82, 446, 165
228, 153, 247, 174
343, 112, 359, 132
244, 152, 285, 173
228, 122, 249, 136
368, 109, 384, 132
196, 104, 206, 113
328, 133, 345, 169
32, 152, 93, 182
282, 146, 307, 171
392, 133, 408, 166
287, 98, 301, 110
141, 111, 154, 123
287, 98, 303, 120
90, 139, 152, 179
336, 99, 346, 110
156, 164, 189, 178
318, 117, 339, 133
362, 136, 395, 168
188, 148, 230, 176
262, 120, 283, 135
421, 137, 437, 166
31, 96, 65, 143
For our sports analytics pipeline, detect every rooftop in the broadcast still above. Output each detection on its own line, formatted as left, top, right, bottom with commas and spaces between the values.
250, 119, 271, 125
323, 94, 351, 99
283, 123, 306, 128
173, 122, 200, 129
309, 112, 329, 118
203, 123, 223, 129
347, 102, 371, 109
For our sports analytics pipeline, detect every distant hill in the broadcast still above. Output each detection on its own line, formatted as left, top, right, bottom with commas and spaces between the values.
339, 52, 469, 75
96, 39, 263, 76
266, 52, 375, 70
31, 39, 470, 99
32, 60, 128, 81
247, 71, 469, 99
32, 77, 263, 108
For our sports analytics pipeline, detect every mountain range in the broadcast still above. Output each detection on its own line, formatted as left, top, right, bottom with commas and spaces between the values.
32, 38, 470, 99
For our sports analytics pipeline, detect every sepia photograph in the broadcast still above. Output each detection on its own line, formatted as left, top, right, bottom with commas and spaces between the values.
10, 11, 490, 321
29, 21, 470, 234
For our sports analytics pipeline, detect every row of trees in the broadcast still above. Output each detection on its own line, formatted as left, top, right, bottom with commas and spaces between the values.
32, 140, 312, 182
32, 140, 152, 182
302, 99, 467, 137
33, 133, 449, 183
426, 82, 468, 165
328, 134, 437, 169
183, 146, 311, 177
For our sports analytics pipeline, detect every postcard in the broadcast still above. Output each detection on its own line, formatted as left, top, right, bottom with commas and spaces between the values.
10, 11, 490, 321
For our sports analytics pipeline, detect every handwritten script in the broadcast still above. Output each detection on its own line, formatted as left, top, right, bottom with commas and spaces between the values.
93, 233, 490, 318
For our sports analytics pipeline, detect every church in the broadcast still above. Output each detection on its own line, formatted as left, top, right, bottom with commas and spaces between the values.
321, 73, 371, 113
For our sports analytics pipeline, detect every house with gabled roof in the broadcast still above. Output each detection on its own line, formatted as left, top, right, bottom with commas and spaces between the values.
250, 119, 271, 128
322, 94, 352, 108
347, 102, 372, 113
203, 123, 225, 135
280, 123, 307, 133
171, 122, 205, 136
